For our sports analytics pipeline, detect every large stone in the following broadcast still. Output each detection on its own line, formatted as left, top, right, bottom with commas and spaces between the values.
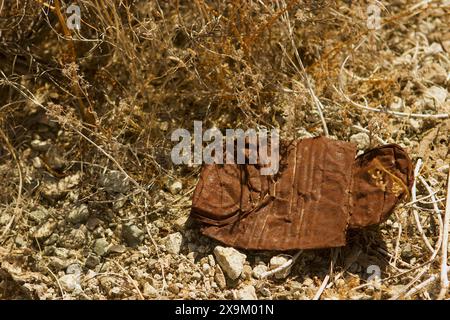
213, 246, 246, 280
164, 232, 183, 254
122, 224, 144, 247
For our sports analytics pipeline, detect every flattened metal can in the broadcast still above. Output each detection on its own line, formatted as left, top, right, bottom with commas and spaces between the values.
191, 136, 413, 250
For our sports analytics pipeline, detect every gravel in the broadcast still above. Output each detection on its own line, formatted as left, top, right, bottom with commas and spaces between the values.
235, 285, 258, 300
85, 255, 101, 269
28, 208, 50, 224
425, 86, 447, 106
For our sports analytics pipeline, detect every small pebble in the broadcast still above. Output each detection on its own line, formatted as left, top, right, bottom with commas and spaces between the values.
122, 224, 144, 247
350, 132, 370, 150
214, 265, 227, 289
269, 255, 292, 279
67, 204, 90, 224
235, 285, 257, 300
252, 265, 268, 279
59, 274, 81, 292
93, 238, 109, 256
169, 181, 183, 195
164, 232, 183, 254
85, 255, 100, 269
143, 282, 158, 298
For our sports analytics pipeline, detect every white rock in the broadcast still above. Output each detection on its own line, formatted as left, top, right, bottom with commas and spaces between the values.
202, 263, 210, 273
350, 132, 370, 150
269, 256, 292, 279
169, 181, 183, 195
164, 232, 183, 254
235, 285, 258, 300
59, 274, 81, 292
192, 272, 202, 281
173, 215, 188, 230
213, 246, 246, 280
389, 96, 403, 112
110, 287, 122, 297
30, 139, 50, 152
252, 264, 268, 279
425, 86, 447, 106
66, 263, 82, 275
409, 118, 422, 132
143, 282, 158, 298
207, 254, 215, 267
214, 265, 227, 289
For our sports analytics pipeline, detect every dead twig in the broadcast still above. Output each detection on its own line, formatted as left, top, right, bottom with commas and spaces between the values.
411, 159, 434, 252
313, 249, 338, 300
112, 260, 144, 300
438, 171, 450, 299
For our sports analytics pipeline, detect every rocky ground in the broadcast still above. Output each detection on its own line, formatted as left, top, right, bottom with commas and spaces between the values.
0, 0, 449, 300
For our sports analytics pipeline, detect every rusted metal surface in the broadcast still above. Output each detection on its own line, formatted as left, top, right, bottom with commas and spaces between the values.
191, 137, 413, 250
349, 144, 414, 228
